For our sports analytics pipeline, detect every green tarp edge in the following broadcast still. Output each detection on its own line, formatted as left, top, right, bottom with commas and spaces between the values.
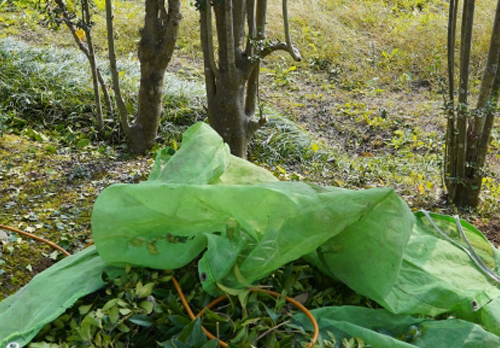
0, 246, 124, 347
293, 306, 500, 348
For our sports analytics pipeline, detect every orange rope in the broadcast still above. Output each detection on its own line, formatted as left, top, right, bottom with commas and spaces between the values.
2, 224, 319, 346
172, 275, 319, 348
0, 224, 71, 257
171, 276, 229, 347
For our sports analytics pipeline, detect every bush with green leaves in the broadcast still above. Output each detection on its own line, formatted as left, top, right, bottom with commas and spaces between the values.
29, 259, 387, 348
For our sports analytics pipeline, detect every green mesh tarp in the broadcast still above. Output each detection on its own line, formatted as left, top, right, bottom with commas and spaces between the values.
1, 122, 500, 347
293, 306, 500, 348
0, 246, 124, 347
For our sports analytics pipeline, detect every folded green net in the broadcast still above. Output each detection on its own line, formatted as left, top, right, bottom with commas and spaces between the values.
1, 122, 500, 347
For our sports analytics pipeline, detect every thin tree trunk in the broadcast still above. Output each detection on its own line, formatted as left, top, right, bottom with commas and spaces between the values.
53, 0, 111, 127
201, 0, 217, 105
105, 0, 131, 138
446, 0, 500, 208
445, 0, 458, 196
82, 0, 104, 130
201, 0, 301, 158
452, 0, 475, 207
129, 0, 182, 153
459, 0, 500, 207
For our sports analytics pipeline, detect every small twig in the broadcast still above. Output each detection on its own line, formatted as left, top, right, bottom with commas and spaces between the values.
420, 211, 500, 283
253, 320, 290, 344
216, 322, 220, 348
282, 0, 301, 61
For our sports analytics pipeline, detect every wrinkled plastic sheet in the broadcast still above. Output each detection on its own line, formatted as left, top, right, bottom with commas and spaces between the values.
0, 246, 124, 347
1, 122, 500, 347
293, 306, 500, 348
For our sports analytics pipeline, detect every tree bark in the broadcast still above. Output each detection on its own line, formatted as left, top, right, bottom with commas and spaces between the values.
445, 0, 458, 194
128, 0, 180, 153
105, 0, 131, 138
53, 0, 111, 128
82, 0, 104, 130
459, 0, 500, 207
208, 77, 250, 158
445, 0, 500, 208
105, 0, 181, 153
200, 0, 300, 158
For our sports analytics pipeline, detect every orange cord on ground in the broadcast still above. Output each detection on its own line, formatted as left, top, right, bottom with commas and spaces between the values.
0, 224, 71, 257
3, 225, 319, 347
171, 276, 229, 347
171, 275, 319, 348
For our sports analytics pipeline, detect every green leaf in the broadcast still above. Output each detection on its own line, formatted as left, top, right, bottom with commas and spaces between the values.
128, 314, 154, 327
159, 274, 172, 283
230, 327, 248, 344
108, 305, 120, 324
233, 263, 254, 287
238, 290, 250, 313
118, 322, 130, 332
45, 144, 57, 153
201, 340, 219, 348
159, 340, 189, 348
76, 139, 89, 148
102, 299, 118, 311
119, 308, 132, 316
203, 307, 230, 323
78, 304, 92, 316
169, 315, 192, 328
167, 292, 185, 315
136, 281, 155, 298
217, 282, 245, 296
177, 318, 207, 347
139, 300, 154, 314
264, 304, 279, 323
80, 314, 97, 341
200, 341, 219, 348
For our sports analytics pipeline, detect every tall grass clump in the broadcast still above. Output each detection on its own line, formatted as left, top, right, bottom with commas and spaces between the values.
248, 109, 328, 165
0, 37, 205, 144
0, 37, 95, 130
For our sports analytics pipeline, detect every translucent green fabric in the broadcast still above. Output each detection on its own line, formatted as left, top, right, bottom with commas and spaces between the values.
1, 123, 500, 347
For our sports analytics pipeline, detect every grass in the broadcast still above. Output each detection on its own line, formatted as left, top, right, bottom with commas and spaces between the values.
0, 0, 498, 263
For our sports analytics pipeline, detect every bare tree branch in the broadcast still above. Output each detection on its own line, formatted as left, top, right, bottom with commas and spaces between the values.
282, 0, 301, 61
255, 0, 267, 40
476, 0, 500, 111
164, 0, 182, 62
261, 41, 292, 58
492, 51, 500, 101
82, 0, 104, 130
233, 0, 246, 53
445, 0, 459, 193
53, 0, 112, 128
205, 0, 219, 77
96, 68, 114, 116
474, 0, 500, 176
105, 0, 130, 135
245, 0, 256, 57
245, 63, 259, 116
241, 0, 266, 76
53, 0, 90, 58
225, 0, 237, 77
201, 1, 217, 102
455, 0, 475, 196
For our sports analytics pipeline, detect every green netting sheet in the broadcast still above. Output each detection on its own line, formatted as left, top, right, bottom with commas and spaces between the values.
1, 122, 500, 347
